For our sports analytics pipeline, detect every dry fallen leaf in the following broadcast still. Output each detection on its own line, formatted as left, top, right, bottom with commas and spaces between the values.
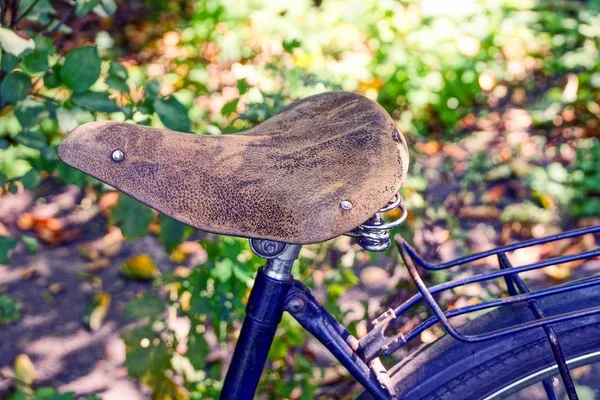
482, 186, 505, 204
17, 213, 34, 230
544, 264, 571, 281
459, 206, 502, 220
48, 283, 65, 295
121, 254, 161, 281
98, 191, 119, 215
87, 258, 111, 273
415, 141, 442, 156
14, 354, 36, 386
169, 248, 187, 264
85, 292, 111, 331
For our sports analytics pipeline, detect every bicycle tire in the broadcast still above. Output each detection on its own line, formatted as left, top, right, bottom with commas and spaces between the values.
358, 281, 600, 399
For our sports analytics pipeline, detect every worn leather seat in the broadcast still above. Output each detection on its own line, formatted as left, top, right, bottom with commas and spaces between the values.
58, 91, 409, 244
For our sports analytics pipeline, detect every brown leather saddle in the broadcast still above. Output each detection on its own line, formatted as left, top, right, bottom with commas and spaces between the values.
58, 91, 409, 244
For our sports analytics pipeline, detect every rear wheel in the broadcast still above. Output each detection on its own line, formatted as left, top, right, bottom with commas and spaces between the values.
359, 284, 600, 399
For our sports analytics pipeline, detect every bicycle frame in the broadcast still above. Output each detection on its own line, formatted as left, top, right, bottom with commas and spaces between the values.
220, 224, 600, 399
221, 243, 392, 399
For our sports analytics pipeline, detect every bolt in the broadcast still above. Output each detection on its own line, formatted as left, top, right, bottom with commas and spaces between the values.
340, 200, 353, 210
287, 296, 306, 313
111, 149, 124, 162
262, 240, 278, 254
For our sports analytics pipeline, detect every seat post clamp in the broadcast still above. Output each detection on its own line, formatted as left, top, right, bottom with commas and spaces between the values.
250, 239, 301, 281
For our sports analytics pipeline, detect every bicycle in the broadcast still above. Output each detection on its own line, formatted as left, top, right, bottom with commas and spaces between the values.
58, 91, 600, 399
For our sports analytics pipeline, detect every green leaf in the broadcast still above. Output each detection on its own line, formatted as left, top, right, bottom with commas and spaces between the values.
186, 332, 209, 370
47, 394, 74, 400
109, 61, 128, 79
573, 385, 595, 400
221, 98, 239, 117
22, 50, 49, 74
233, 263, 252, 282
18, 0, 56, 22
125, 347, 151, 377
94, 0, 117, 17
75, 0, 102, 17
111, 194, 153, 239
14, 99, 49, 128
0, 295, 20, 325
159, 214, 186, 253
236, 79, 250, 95
153, 96, 191, 132
106, 75, 129, 92
16, 131, 47, 150
72, 91, 120, 113
211, 259, 233, 282
21, 169, 41, 189
21, 37, 54, 74
57, 163, 87, 187
144, 81, 161, 100
0, 236, 17, 264
44, 65, 61, 89
0, 172, 7, 187
34, 387, 56, 400
124, 295, 164, 319
0, 28, 35, 57
60, 47, 101, 93
106, 62, 129, 92
1, 52, 19, 72
0, 71, 31, 103
21, 235, 39, 254
9, 392, 28, 400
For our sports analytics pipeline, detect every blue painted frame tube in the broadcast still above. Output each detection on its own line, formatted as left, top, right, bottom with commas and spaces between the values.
285, 282, 393, 398
220, 267, 292, 399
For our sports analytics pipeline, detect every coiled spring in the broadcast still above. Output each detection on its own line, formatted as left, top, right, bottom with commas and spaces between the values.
346, 193, 408, 252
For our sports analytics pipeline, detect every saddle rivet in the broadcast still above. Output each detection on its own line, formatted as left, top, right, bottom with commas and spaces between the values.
340, 200, 353, 211
111, 149, 124, 162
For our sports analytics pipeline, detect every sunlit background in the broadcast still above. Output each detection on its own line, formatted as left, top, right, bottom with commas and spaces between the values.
1, 0, 599, 398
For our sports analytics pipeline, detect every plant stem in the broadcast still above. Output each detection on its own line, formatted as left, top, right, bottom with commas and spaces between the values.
1, 0, 8, 26
9, 0, 18, 27
43, 5, 73, 37
12, 0, 38, 26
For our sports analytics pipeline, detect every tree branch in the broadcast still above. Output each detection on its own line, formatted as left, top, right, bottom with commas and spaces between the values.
1, 0, 9, 26
43, 6, 73, 37
12, 0, 39, 26
9, 0, 18, 27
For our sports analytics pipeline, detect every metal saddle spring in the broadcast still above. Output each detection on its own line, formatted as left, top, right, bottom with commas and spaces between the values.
346, 193, 408, 252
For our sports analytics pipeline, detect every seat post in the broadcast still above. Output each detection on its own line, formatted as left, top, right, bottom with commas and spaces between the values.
220, 241, 301, 399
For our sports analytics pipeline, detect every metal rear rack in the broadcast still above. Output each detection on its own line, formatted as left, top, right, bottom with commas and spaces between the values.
359, 224, 600, 400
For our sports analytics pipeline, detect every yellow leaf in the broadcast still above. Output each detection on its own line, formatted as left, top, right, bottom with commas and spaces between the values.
86, 292, 111, 331
544, 265, 571, 281
169, 248, 187, 264
14, 354, 36, 386
48, 283, 65, 295
121, 254, 160, 281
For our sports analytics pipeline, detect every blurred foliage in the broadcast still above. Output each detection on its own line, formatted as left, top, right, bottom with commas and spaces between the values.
570, 138, 600, 217
0, 294, 20, 324
1, 0, 600, 398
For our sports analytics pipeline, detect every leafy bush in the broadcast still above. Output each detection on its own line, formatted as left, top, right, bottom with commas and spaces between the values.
570, 138, 600, 218
2, 0, 600, 398
0, 0, 193, 261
